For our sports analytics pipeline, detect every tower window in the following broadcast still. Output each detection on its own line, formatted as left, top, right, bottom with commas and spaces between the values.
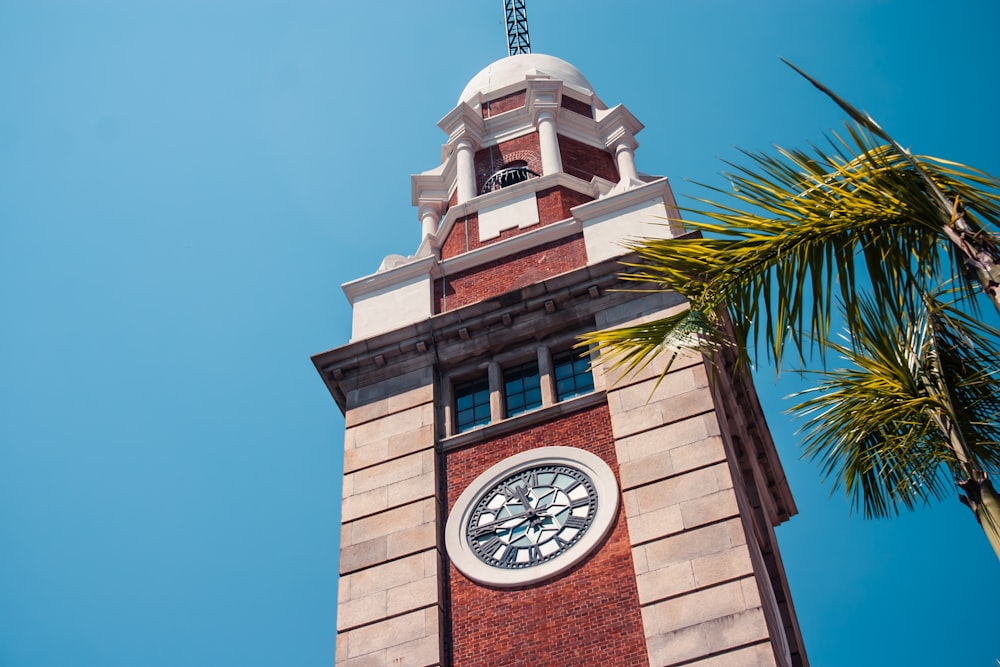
503, 361, 542, 417
481, 161, 540, 194
553, 350, 594, 401
444, 340, 599, 438
455, 376, 491, 433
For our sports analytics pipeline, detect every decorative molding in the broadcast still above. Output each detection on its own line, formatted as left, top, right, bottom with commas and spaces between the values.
341, 255, 436, 304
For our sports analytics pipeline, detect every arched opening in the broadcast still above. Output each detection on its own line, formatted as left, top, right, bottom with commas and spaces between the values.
481, 160, 540, 194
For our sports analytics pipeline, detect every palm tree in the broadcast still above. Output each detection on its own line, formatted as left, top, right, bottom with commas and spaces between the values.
580, 66, 1000, 558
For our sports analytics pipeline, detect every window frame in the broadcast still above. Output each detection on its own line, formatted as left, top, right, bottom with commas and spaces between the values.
453, 374, 492, 434
443, 341, 597, 437
502, 359, 543, 418
552, 349, 595, 402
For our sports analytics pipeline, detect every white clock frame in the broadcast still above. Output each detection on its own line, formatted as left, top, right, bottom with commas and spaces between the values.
445, 446, 620, 588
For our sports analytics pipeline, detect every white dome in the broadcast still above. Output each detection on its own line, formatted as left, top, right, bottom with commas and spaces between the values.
458, 53, 595, 105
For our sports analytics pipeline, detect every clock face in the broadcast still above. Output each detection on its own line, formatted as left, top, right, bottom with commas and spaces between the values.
445, 446, 619, 588
466, 464, 597, 569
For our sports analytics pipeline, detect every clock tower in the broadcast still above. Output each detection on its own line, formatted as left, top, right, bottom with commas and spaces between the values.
313, 53, 809, 667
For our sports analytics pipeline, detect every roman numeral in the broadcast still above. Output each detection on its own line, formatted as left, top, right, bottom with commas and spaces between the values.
526, 545, 542, 564
500, 546, 519, 566
564, 515, 587, 529
478, 536, 503, 556
562, 480, 581, 493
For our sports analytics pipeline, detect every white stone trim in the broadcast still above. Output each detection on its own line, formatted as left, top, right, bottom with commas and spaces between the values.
437, 217, 580, 276
445, 446, 620, 588
342, 255, 435, 304
428, 170, 594, 258
477, 190, 540, 241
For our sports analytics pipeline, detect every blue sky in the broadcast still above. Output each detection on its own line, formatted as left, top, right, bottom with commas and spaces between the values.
2, 1, 998, 665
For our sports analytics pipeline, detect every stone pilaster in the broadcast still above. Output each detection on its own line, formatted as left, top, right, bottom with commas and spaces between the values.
334, 367, 443, 667
596, 295, 788, 667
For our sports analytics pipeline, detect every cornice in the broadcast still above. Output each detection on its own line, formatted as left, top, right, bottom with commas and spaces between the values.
438, 104, 486, 147
596, 104, 644, 146
312, 255, 646, 412
340, 254, 436, 304
571, 177, 673, 222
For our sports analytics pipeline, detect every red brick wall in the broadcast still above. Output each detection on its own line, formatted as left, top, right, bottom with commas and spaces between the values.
435, 234, 587, 312
483, 89, 527, 118
475, 133, 542, 193
537, 186, 594, 225
561, 95, 594, 118
444, 405, 649, 667
438, 185, 593, 261
440, 213, 479, 260
558, 135, 618, 183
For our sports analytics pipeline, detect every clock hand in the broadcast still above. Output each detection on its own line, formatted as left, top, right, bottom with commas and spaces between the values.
468, 509, 534, 536
470, 484, 548, 537
514, 484, 535, 513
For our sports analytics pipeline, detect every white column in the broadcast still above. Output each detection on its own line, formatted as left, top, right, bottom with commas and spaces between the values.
537, 111, 562, 175
614, 139, 639, 183
455, 138, 476, 203
419, 203, 441, 239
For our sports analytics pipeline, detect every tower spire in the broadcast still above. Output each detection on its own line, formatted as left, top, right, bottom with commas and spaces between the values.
503, 0, 530, 56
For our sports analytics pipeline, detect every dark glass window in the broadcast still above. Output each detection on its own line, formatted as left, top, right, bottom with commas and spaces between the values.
503, 361, 542, 417
455, 376, 491, 433
553, 350, 594, 401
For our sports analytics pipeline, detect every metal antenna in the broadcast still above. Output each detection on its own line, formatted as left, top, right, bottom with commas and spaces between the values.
504, 0, 530, 55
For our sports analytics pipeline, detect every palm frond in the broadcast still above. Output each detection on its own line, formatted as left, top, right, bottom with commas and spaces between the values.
791, 292, 1000, 517
578, 307, 727, 387
607, 123, 1000, 370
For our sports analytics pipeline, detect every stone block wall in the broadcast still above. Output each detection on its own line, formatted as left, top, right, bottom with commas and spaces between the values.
597, 298, 786, 667
335, 369, 443, 667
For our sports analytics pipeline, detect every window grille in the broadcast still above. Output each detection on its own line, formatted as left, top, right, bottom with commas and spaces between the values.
553, 350, 595, 401
455, 376, 491, 433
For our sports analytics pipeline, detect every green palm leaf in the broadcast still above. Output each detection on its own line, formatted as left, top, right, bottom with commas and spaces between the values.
791, 293, 1000, 518
612, 125, 999, 365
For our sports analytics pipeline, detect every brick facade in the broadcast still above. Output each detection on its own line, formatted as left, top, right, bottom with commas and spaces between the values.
558, 135, 618, 183
440, 213, 479, 260
439, 186, 592, 261
537, 185, 593, 225
561, 95, 594, 118
483, 89, 527, 118
444, 405, 649, 667
435, 234, 587, 312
